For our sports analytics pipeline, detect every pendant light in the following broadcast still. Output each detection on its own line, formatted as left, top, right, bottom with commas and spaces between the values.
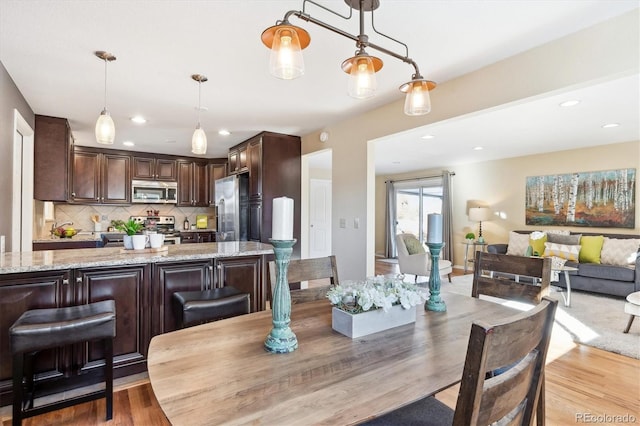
94, 51, 116, 145
400, 75, 436, 116
191, 74, 208, 155
341, 48, 383, 99
263, 23, 309, 80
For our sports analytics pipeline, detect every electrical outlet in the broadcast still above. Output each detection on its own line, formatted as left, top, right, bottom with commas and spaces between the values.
339, 218, 346, 228
101, 215, 108, 221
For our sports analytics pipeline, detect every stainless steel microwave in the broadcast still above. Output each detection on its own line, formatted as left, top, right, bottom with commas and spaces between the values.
131, 180, 178, 204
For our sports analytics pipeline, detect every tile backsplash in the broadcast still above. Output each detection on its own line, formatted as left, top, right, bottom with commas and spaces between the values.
38, 203, 216, 238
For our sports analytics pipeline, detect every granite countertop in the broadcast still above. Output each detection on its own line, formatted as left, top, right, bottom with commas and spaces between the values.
0, 241, 274, 274
33, 232, 103, 243
179, 228, 217, 233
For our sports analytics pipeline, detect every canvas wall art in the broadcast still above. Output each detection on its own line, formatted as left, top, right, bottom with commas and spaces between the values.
525, 168, 635, 228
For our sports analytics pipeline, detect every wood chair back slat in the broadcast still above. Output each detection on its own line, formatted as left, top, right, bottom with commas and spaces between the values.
268, 256, 339, 304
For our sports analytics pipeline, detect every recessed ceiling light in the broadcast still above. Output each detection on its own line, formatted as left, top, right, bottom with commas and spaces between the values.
421, 134, 435, 139
123, 141, 135, 147
131, 116, 147, 124
473, 146, 483, 151
218, 129, 231, 136
559, 100, 580, 107
602, 123, 620, 128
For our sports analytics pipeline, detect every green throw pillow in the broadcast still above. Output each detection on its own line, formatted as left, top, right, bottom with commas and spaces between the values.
529, 234, 547, 257
579, 235, 604, 264
404, 235, 426, 255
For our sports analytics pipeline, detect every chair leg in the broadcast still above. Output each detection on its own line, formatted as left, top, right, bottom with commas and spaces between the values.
104, 338, 114, 421
448, 273, 452, 283
12, 353, 24, 426
623, 314, 635, 333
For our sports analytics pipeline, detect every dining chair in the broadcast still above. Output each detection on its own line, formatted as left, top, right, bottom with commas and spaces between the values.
363, 297, 558, 426
472, 251, 552, 304
268, 255, 339, 304
395, 234, 452, 283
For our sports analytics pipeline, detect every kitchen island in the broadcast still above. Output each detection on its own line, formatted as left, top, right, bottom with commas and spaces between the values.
0, 241, 273, 406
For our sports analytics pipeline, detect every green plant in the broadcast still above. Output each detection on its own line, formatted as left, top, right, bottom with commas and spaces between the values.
465, 232, 476, 240
111, 219, 143, 236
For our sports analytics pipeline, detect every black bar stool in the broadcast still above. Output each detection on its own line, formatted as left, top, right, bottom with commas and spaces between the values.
172, 287, 250, 329
9, 300, 116, 426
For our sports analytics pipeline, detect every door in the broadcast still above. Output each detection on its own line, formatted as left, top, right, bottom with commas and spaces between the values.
215, 257, 262, 312
309, 179, 332, 257
395, 182, 443, 243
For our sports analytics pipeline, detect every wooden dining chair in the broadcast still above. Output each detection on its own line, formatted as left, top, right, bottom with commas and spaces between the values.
363, 297, 558, 426
268, 255, 339, 305
472, 251, 552, 304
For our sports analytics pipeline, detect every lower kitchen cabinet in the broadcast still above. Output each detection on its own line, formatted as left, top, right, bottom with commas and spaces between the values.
74, 265, 151, 377
152, 260, 213, 334
0, 270, 72, 405
215, 256, 263, 312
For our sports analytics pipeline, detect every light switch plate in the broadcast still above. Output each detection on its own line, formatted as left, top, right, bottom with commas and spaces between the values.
339, 218, 346, 228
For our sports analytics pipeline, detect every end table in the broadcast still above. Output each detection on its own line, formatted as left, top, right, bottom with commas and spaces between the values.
462, 241, 488, 274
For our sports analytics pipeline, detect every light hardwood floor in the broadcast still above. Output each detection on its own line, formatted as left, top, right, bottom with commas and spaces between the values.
2, 261, 638, 425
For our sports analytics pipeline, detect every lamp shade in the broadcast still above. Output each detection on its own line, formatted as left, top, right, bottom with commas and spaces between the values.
95, 110, 115, 145
268, 26, 305, 80
403, 80, 431, 116
342, 53, 383, 99
469, 207, 492, 222
191, 126, 207, 155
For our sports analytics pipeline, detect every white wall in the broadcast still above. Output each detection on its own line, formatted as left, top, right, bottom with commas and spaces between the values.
301, 10, 639, 280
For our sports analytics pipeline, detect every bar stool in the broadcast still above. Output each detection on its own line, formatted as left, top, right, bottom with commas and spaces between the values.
9, 300, 116, 426
172, 287, 250, 329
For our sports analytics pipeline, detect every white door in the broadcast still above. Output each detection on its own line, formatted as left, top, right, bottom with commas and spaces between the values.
12, 110, 34, 252
309, 178, 331, 257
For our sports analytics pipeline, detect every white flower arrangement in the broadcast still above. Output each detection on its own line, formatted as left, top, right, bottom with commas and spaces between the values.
327, 275, 426, 314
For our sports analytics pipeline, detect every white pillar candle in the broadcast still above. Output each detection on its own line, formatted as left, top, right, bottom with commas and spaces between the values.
427, 213, 443, 243
272, 197, 294, 240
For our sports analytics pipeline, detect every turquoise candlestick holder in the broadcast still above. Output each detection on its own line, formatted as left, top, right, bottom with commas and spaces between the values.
264, 239, 298, 353
425, 242, 446, 312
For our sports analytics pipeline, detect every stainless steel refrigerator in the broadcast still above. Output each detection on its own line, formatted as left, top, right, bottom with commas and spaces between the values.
214, 175, 248, 241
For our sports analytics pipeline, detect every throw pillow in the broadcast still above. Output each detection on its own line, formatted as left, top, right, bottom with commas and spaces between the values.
544, 229, 570, 236
403, 235, 425, 255
529, 232, 547, 257
543, 242, 581, 262
600, 238, 640, 266
579, 235, 604, 264
506, 231, 530, 256
547, 233, 581, 245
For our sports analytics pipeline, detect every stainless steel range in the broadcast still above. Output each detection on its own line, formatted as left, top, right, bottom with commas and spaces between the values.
130, 215, 181, 244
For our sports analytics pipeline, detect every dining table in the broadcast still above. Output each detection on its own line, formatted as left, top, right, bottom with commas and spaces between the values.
147, 291, 520, 425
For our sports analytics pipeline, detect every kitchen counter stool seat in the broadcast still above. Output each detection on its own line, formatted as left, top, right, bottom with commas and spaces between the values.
9, 300, 116, 426
173, 287, 250, 329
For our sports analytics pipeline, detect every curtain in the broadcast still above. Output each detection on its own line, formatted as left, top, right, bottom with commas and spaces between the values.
384, 180, 397, 258
441, 170, 453, 261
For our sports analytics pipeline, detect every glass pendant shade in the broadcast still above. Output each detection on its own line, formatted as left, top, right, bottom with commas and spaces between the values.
345, 55, 379, 99
95, 110, 115, 144
401, 79, 434, 116
269, 27, 305, 80
192, 126, 207, 155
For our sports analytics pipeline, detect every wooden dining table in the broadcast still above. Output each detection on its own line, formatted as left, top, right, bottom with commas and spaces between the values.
147, 292, 519, 426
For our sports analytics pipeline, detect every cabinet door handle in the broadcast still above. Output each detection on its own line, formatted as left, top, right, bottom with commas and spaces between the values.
63, 279, 69, 285
71, 192, 76, 197
76, 277, 82, 283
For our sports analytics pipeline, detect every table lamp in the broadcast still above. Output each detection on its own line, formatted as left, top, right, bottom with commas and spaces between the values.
468, 207, 492, 243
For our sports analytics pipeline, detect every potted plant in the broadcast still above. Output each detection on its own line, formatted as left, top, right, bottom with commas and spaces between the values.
465, 232, 476, 242
111, 219, 144, 249
326, 276, 425, 338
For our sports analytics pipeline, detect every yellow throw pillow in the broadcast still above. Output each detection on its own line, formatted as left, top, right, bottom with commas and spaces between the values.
529, 232, 547, 257
543, 242, 580, 262
579, 235, 604, 264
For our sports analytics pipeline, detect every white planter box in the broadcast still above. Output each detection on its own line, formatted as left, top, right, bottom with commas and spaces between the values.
331, 304, 417, 338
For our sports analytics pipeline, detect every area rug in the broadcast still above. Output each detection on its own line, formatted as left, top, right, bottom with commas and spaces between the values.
443, 274, 639, 360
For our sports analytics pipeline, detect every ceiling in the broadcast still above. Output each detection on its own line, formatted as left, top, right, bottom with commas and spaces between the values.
1, 1, 638, 175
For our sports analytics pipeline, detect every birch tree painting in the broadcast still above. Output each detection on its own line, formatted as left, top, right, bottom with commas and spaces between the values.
525, 168, 636, 228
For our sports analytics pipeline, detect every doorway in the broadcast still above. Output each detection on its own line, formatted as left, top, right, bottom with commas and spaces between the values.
301, 149, 332, 259
12, 109, 34, 252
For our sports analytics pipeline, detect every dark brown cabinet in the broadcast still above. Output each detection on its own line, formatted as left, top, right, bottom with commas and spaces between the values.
33, 240, 103, 251
152, 260, 213, 334
208, 161, 227, 205
71, 148, 130, 204
179, 231, 214, 244
228, 144, 248, 175
74, 265, 150, 376
0, 270, 72, 404
177, 160, 209, 206
214, 256, 263, 312
132, 156, 177, 181
34, 115, 73, 201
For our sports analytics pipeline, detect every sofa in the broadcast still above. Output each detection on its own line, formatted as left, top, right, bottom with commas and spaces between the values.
488, 230, 640, 298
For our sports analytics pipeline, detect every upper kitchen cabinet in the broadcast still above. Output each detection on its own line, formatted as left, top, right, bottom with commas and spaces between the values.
208, 159, 227, 205
242, 132, 301, 253
177, 160, 209, 207
132, 155, 177, 181
71, 147, 131, 204
34, 115, 73, 201
228, 144, 248, 175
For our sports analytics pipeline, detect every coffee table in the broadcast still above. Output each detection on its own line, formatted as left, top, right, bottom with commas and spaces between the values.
553, 265, 578, 307
623, 291, 640, 333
